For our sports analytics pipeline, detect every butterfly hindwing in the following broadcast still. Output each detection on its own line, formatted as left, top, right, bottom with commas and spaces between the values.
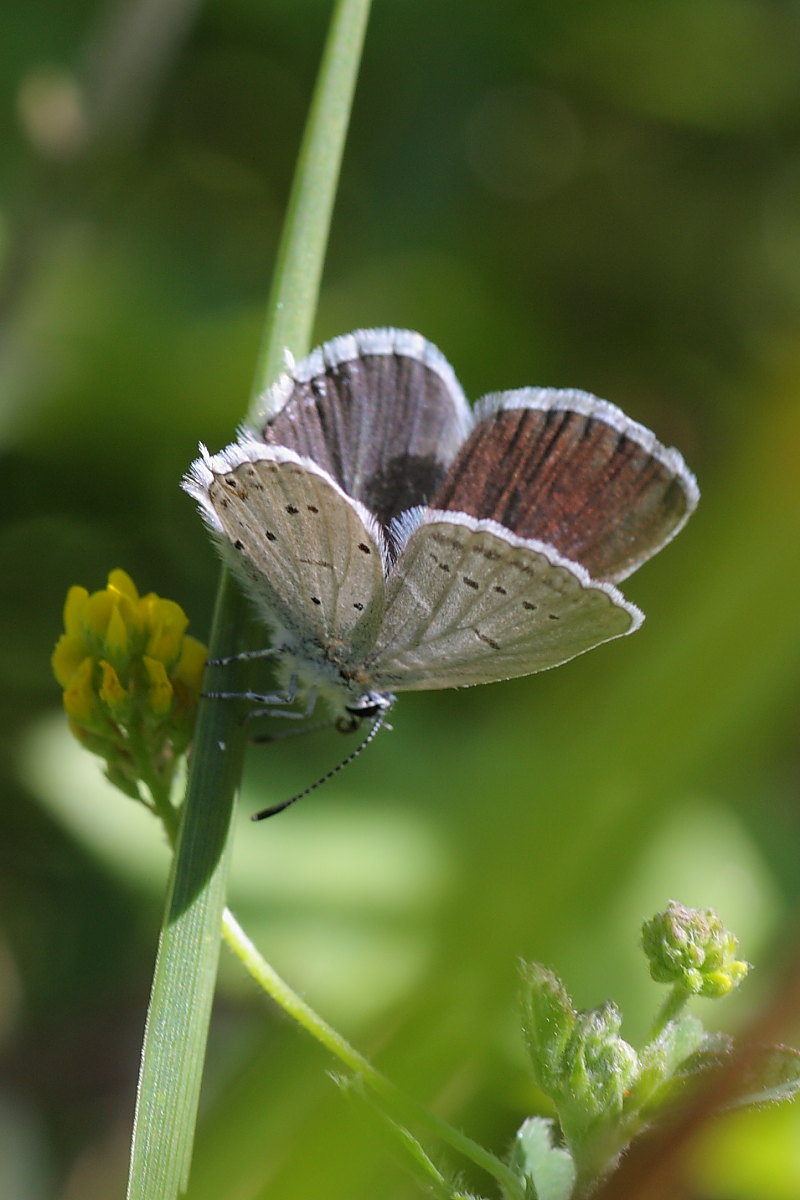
432, 389, 699, 583
365, 509, 642, 691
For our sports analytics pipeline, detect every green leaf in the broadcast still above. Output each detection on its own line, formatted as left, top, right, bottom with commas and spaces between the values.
632, 1016, 709, 1107
723, 1046, 800, 1110
674, 1031, 735, 1080
636, 1025, 733, 1117
509, 1117, 576, 1200
520, 963, 577, 1095
126, 575, 246, 1200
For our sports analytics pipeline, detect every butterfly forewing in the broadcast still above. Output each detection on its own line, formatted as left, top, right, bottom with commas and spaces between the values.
255, 330, 472, 528
432, 390, 698, 583
366, 510, 641, 691
203, 444, 386, 659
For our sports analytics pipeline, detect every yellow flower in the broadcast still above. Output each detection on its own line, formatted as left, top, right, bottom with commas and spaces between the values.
52, 569, 208, 802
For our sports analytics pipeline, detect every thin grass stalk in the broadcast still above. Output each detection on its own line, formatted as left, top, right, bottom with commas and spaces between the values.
125, 3, 373, 1196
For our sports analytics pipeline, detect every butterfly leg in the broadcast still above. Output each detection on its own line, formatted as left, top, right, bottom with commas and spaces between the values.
247, 686, 332, 744
205, 647, 282, 666
247, 681, 318, 723
202, 687, 295, 704
202, 663, 298, 709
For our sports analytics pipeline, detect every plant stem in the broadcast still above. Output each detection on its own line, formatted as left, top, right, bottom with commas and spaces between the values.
650, 985, 691, 1041
221, 907, 525, 1200
125, 3, 373, 1197
141, 768, 180, 843
249, 0, 373, 408
127, 574, 248, 1200
146, 775, 517, 1196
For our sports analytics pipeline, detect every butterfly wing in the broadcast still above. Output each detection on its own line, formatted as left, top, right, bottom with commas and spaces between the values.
365, 509, 641, 692
432, 389, 699, 583
184, 441, 386, 662
252, 329, 472, 528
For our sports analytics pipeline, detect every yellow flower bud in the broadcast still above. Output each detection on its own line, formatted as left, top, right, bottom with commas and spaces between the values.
63, 585, 89, 636
144, 597, 189, 666
173, 635, 207, 696
107, 569, 139, 601
104, 604, 129, 659
63, 656, 97, 723
51, 632, 88, 688
84, 589, 116, 639
143, 655, 174, 716
99, 660, 129, 713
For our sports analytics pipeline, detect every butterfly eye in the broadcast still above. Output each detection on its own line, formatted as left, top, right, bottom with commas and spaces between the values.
335, 714, 361, 734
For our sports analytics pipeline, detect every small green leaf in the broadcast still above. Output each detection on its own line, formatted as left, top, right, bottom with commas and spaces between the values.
632, 1016, 708, 1107
509, 1117, 576, 1200
636, 1028, 733, 1117
723, 1046, 800, 1110
520, 963, 577, 1095
674, 1031, 734, 1080
656, 1016, 710, 1070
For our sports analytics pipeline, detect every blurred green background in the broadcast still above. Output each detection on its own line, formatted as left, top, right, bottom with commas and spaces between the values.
2, 0, 800, 1197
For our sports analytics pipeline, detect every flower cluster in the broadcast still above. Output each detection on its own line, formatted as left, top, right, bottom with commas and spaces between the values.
513, 904, 767, 1197
52, 569, 207, 804
641, 900, 749, 998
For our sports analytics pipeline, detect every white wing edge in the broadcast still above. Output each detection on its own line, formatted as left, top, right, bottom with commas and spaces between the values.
181, 438, 390, 570
388, 506, 645, 634
248, 327, 473, 438
473, 387, 700, 515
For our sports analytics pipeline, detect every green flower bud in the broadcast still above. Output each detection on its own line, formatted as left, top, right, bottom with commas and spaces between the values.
641, 901, 749, 998
564, 1002, 639, 1120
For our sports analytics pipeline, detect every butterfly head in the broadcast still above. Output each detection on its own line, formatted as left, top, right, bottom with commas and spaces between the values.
335, 690, 395, 734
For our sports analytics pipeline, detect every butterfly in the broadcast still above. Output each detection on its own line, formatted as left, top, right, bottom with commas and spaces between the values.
184, 328, 698, 810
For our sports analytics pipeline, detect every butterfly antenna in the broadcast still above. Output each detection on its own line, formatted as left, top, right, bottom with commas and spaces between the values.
251, 707, 391, 821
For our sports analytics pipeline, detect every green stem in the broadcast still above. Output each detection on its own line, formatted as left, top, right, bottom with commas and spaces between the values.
140, 767, 180, 843
221, 907, 525, 1200
249, 0, 373, 408
649, 985, 691, 1041
351, 1081, 464, 1199
127, 575, 248, 1200
125, 4, 373, 1197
